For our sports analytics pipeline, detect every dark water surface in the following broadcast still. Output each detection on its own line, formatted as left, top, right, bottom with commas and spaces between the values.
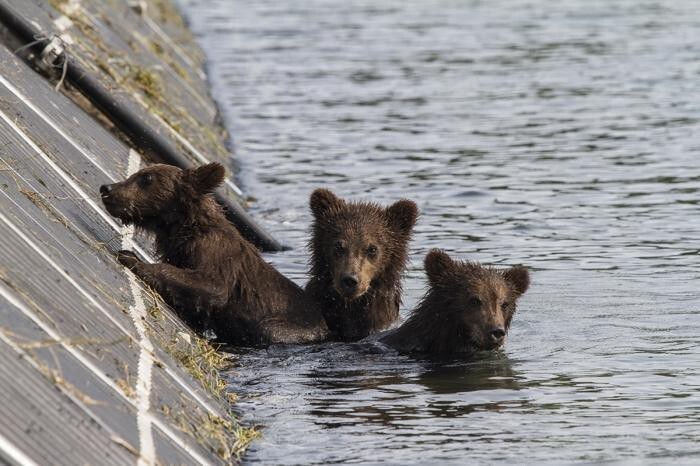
179, 1, 700, 463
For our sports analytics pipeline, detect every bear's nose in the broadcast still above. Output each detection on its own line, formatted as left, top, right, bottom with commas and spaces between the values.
340, 274, 358, 292
489, 327, 506, 343
99, 184, 112, 197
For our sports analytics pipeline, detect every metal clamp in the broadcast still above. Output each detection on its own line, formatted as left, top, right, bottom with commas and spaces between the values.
38, 35, 65, 72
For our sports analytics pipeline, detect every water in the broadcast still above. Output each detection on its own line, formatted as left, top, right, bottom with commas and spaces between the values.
179, 1, 700, 463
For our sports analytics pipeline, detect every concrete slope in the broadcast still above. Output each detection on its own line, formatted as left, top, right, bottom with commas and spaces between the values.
0, 1, 256, 464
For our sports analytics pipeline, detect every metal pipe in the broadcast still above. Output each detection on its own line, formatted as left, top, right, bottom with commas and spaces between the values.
0, 0, 286, 252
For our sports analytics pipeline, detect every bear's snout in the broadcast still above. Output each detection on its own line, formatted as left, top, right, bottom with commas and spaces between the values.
100, 183, 127, 221
99, 184, 113, 198
340, 274, 359, 293
489, 326, 506, 345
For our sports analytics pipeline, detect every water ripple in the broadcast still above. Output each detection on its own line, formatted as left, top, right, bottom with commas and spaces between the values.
180, 0, 700, 463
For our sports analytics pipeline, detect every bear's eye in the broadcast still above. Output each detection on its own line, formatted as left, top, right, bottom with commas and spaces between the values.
333, 241, 346, 257
138, 173, 154, 188
467, 297, 482, 307
502, 301, 511, 309
366, 245, 378, 258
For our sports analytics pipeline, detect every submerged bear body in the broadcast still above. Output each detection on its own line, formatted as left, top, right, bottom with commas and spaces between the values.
305, 189, 418, 341
101, 163, 328, 346
381, 250, 530, 356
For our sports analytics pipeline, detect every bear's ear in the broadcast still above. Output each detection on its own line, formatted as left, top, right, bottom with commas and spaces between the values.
310, 189, 344, 218
386, 199, 418, 235
503, 265, 530, 296
185, 163, 225, 194
424, 249, 455, 287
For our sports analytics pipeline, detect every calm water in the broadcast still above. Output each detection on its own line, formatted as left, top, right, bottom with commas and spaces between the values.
180, 1, 700, 463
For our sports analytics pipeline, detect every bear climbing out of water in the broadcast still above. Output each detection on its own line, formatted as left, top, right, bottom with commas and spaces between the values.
381, 249, 530, 355
100, 162, 328, 346
305, 189, 418, 341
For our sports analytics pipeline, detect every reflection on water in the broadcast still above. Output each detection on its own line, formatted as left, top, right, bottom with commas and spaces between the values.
180, 0, 700, 463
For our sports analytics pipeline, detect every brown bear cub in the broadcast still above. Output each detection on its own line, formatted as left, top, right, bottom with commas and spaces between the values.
381, 250, 530, 355
306, 189, 418, 341
100, 163, 329, 346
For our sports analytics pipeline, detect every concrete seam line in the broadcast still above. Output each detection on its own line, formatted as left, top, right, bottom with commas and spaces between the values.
78, 6, 215, 117
0, 75, 115, 183
34, 2, 235, 195
127, 29, 216, 118
0, 163, 110, 260
0, 283, 214, 466
123, 150, 156, 466
161, 365, 225, 417
0, 329, 137, 461
142, 14, 206, 81
0, 104, 151, 261
0, 13, 281, 250
0, 73, 244, 237
0, 432, 40, 466
0, 107, 222, 417
0, 210, 139, 339
143, 104, 244, 196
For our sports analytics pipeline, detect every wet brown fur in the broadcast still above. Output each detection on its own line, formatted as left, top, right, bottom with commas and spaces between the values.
101, 163, 328, 346
306, 189, 418, 341
381, 250, 530, 355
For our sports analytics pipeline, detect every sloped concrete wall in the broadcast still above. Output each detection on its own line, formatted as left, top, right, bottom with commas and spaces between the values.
0, 0, 255, 464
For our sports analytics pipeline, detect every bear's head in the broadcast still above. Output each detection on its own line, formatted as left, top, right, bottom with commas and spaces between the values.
309, 188, 418, 300
100, 163, 225, 229
422, 249, 530, 352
